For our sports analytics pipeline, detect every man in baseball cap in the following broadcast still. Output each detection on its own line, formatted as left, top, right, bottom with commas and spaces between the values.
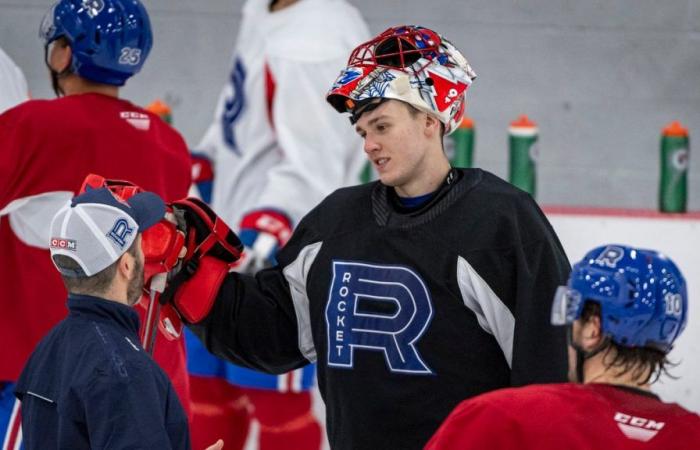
49, 187, 165, 284
13, 187, 220, 449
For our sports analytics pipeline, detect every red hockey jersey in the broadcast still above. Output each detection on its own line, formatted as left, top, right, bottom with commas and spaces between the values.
426, 383, 700, 450
0, 93, 192, 413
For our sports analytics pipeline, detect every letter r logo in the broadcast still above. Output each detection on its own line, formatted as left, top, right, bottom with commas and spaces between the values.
325, 261, 434, 374
595, 245, 625, 268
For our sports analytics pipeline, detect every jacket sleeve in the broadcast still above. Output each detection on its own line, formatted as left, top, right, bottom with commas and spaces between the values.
82, 372, 181, 449
187, 213, 322, 374
510, 196, 571, 385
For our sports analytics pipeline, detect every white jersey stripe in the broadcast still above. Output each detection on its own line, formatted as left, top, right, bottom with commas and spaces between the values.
1, 398, 20, 450
291, 367, 303, 393
282, 241, 323, 362
456, 256, 515, 367
1, 191, 73, 249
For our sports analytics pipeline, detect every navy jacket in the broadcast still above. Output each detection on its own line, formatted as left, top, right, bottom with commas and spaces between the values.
15, 294, 190, 449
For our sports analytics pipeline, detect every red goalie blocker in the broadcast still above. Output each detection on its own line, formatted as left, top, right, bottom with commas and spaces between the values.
80, 174, 243, 353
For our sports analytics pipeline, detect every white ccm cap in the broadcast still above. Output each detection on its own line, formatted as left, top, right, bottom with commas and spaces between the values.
49, 187, 165, 277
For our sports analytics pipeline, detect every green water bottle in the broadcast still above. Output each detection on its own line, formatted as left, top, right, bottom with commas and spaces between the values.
659, 121, 689, 213
449, 117, 475, 168
508, 115, 538, 197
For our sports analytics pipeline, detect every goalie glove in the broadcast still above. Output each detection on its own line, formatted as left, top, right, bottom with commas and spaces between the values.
160, 197, 243, 324
80, 174, 243, 342
235, 209, 293, 274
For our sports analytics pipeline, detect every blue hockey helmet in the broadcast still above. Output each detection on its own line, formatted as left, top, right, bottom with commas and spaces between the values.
552, 245, 687, 352
39, 0, 153, 86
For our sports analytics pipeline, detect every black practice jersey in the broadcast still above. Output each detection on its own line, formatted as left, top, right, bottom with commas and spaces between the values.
190, 168, 571, 450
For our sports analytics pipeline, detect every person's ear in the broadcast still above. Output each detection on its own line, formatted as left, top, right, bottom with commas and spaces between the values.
117, 251, 135, 280
579, 315, 603, 352
424, 113, 441, 138
50, 39, 72, 73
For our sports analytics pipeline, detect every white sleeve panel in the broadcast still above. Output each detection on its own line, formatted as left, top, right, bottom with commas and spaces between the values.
0, 46, 29, 114
256, 56, 365, 224
456, 256, 515, 367
282, 241, 323, 362
1, 191, 73, 249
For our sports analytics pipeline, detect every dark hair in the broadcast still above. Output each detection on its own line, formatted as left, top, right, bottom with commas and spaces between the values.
53, 240, 139, 296
581, 302, 677, 385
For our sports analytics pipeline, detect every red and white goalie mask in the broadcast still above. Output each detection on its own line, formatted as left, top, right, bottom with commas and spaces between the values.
327, 25, 477, 135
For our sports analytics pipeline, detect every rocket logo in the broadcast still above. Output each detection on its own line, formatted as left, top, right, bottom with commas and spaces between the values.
108, 218, 134, 248
325, 261, 434, 375
82, 0, 105, 18
595, 245, 624, 268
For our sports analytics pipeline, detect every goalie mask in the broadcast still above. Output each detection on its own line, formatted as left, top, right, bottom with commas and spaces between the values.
326, 25, 476, 135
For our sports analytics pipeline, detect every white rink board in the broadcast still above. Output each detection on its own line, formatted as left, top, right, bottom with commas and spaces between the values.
547, 211, 700, 412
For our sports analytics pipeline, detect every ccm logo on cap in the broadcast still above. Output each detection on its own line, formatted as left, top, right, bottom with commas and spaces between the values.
50, 238, 77, 251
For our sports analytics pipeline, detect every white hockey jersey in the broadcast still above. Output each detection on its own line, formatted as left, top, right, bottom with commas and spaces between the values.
194, 0, 370, 228
0, 46, 29, 113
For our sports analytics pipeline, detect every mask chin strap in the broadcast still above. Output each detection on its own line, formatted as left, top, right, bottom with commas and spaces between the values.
568, 326, 607, 383
44, 42, 73, 97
